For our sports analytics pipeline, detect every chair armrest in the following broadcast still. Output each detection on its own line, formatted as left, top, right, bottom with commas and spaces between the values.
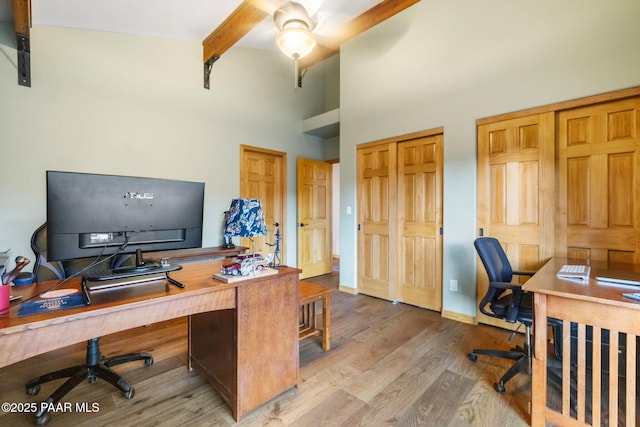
479, 281, 526, 323
513, 270, 535, 277
486, 281, 523, 291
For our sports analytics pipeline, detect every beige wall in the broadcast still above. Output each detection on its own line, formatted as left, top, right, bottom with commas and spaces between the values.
338, 0, 640, 316
0, 24, 328, 268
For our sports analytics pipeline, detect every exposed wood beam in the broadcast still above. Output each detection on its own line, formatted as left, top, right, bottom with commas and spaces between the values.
201, 0, 421, 88
12, 0, 31, 36
202, 0, 269, 63
298, 0, 421, 71
11, 0, 31, 87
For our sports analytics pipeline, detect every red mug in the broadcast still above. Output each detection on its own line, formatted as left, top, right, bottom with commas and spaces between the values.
0, 284, 10, 317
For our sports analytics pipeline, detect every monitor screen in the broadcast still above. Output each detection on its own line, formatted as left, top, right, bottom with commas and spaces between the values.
46, 171, 204, 261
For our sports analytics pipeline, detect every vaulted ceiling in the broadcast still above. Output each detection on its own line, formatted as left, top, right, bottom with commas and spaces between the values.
3, 0, 420, 87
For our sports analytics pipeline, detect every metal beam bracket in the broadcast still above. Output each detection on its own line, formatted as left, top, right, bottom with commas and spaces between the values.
16, 34, 31, 87
203, 55, 220, 90
297, 68, 308, 88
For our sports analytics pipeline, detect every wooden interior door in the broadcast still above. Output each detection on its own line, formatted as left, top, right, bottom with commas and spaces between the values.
557, 97, 640, 262
297, 158, 332, 279
240, 145, 286, 260
477, 112, 555, 328
396, 133, 443, 310
357, 142, 397, 300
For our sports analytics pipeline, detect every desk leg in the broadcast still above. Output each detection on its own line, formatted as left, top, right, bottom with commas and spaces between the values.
531, 292, 548, 427
187, 316, 192, 371
322, 295, 330, 351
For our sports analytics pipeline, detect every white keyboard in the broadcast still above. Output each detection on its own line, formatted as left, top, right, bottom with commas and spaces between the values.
623, 293, 640, 301
556, 264, 591, 282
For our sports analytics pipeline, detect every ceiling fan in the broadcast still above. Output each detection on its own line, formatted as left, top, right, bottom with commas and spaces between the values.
273, 1, 325, 88
6, 0, 420, 89
273, 1, 317, 60
202, 0, 420, 89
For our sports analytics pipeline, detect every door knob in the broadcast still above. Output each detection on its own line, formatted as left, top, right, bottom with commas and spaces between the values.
299, 222, 307, 227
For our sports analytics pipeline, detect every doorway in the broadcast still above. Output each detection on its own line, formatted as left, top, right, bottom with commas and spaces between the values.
297, 158, 334, 279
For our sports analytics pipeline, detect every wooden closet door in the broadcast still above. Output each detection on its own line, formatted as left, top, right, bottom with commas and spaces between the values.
396, 134, 443, 310
240, 145, 287, 259
357, 142, 397, 301
558, 97, 640, 262
477, 113, 555, 328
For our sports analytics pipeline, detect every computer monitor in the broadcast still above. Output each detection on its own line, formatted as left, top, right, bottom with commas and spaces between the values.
46, 171, 204, 269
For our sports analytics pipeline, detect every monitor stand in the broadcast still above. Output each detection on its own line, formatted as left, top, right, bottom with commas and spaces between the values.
113, 248, 163, 274
83, 248, 185, 291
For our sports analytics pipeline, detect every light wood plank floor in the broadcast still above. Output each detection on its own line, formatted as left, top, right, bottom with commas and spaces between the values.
0, 266, 533, 426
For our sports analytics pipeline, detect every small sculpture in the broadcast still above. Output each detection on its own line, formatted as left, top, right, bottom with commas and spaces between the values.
2, 255, 30, 285
265, 223, 282, 268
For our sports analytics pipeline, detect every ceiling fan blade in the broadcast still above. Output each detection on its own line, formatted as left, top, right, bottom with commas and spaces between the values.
298, 0, 420, 70
202, 0, 271, 63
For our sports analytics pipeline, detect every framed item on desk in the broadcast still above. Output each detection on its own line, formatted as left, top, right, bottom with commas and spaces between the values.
18, 287, 89, 317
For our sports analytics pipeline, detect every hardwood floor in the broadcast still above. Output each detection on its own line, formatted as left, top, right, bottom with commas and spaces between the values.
0, 265, 533, 426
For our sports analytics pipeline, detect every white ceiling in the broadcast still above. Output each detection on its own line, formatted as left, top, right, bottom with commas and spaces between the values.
0, 0, 382, 50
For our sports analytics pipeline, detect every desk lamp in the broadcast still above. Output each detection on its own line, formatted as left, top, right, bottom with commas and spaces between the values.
224, 198, 267, 275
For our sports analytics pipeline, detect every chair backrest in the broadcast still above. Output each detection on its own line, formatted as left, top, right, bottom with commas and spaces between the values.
474, 237, 529, 323
31, 223, 66, 282
31, 223, 136, 282
474, 237, 514, 283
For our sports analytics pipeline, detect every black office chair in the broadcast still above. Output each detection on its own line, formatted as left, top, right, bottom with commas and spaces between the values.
25, 223, 153, 426
467, 237, 538, 393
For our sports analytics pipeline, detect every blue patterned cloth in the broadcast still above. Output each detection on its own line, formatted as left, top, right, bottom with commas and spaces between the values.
224, 198, 267, 237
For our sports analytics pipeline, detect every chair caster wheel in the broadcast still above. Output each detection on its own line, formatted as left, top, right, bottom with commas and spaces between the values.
34, 412, 51, 426
467, 352, 478, 362
124, 388, 135, 399
494, 382, 506, 393
145, 357, 154, 366
26, 385, 40, 396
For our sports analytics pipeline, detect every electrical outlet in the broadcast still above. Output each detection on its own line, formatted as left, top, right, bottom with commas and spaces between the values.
450, 279, 458, 292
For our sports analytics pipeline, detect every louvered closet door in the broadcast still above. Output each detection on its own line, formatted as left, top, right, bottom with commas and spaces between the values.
396, 134, 443, 310
558, 97, 640, 262
477, 113, 555, 328
357, 142, 397, 301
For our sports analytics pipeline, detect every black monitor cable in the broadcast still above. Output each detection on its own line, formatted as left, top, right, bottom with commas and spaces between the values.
20, 234, 131, 305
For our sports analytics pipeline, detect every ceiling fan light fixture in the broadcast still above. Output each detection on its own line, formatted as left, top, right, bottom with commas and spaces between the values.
276, 24, 316, 59
274, 2, 317, 59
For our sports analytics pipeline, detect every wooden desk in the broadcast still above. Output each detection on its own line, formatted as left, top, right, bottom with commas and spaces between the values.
0, 261, 299, 421
189, 268, 299, 420
523, 258, 640, 427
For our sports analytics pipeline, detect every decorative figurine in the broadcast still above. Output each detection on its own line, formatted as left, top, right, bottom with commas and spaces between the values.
266, 223, 282, 268
2, 255, 30, 285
